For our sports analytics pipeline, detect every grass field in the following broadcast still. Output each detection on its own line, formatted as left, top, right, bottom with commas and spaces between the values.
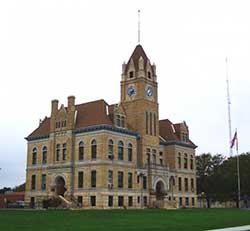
0, 208, 250, 231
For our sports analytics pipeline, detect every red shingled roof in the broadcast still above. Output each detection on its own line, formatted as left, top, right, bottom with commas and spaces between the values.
75, 100, 113, 128
125, 45, 151, 74
159, 119, 196, 146
27, 99, 113, 138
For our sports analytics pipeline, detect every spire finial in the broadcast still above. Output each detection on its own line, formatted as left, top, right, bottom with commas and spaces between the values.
138, 10, 141, 44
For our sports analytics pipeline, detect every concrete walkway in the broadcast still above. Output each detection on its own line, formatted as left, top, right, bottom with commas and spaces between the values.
207, 225, 250, 231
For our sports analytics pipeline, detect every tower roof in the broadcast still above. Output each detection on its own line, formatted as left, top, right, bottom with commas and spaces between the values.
125, 44, 150, 73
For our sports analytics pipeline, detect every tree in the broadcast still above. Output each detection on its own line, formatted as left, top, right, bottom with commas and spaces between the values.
196, 153, 225, 208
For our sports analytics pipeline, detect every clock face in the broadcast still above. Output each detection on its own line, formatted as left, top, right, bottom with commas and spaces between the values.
146, 86, 153, 97
127, 86, 136, 96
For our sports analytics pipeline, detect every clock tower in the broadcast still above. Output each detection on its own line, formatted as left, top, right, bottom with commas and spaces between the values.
120, 45, 159, 166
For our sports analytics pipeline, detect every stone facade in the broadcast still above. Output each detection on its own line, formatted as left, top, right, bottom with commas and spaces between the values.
25, 45, 197, 209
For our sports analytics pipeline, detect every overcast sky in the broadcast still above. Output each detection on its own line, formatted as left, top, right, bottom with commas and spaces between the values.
0, 0, 249, 188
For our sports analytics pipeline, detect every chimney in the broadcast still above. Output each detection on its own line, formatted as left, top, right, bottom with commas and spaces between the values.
67, 95, 75, 111
51, 99, 58, 117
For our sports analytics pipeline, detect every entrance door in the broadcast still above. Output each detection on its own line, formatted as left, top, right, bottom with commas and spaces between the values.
55, 176, 66, 196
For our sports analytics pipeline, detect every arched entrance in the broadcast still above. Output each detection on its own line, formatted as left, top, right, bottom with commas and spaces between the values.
55, 176, 66, 197
156, 181, 166, 200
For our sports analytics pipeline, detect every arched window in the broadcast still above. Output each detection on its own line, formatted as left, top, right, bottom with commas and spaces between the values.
91, 139, 97, 159
108, 139, 114, 160
190, 155, 194, 170
79, 141, 84, 160
178, 152, 181, 169
128, 143, 132, 161
184, 153, 188, 169
145, 111, 148, 134
153, 113, 156, 136
118, 141, 124, 160
42, 146, 47, 164
147, 71, 151, 79
32, 147, 37, 165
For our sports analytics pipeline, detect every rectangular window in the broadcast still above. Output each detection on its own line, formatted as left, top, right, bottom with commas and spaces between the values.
118, 171, 123, 188
77, 196, 83, 207
91, 170, 96, 188
160, 159, 163, 165
116, 115, 120, 127
179, 197, 183, 206
143, 176, 147, 189
128, 172, 133, 189
146, 111, 148, 134
178, 177, 182, 191
137, 175, 140, 184
121, 116, 125, 128
128, 196, 133, 207
185, 197, 189, 206
143, 196, 147, 206
184, 178, 188, 192
90, 196, 96, 206
108, 170, 113, 189
30, 197, 35, 208
108, 196, 113, 207
191, 178, 194, 192
78, 171, 84, 188
192, 197, 195, 206
150, 112, 152, 135
137, 196, 140, 204
31, 175, 36, 190
118, 196, 124, 207
62, 143, 67, 160
41, 174, 46, 190
56, 144, 60, 161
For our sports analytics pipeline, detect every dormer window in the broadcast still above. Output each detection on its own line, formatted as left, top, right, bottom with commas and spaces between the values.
116, 115, 121, 127
116, 114, 125, 128
129, 71, 134, 78
147, 72, 151, 79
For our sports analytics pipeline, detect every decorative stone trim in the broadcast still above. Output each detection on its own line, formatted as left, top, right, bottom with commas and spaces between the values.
160, 140, 197, 149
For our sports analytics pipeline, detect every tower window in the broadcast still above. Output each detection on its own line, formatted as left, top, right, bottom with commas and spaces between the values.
154, 113, 156, 136
147, 72, 151, 79
129, 71, 134, 78
150, 112, 152, 135
146, 111, 148, 134
146, 148, 150, 163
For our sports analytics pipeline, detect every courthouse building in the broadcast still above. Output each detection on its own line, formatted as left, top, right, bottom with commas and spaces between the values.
25, 44, 197, 209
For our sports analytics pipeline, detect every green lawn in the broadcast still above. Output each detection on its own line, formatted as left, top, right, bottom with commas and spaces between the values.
0, 209, 250, 231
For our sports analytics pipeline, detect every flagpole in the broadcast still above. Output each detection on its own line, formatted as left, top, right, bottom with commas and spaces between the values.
226, 58, 233, 156
236, 129, 241, 208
